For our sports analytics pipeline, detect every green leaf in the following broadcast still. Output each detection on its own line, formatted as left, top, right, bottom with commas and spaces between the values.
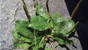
20, 36, 32, 43
29, 16, 50, 31
52, 13, 64, 23
53, 22, 61, 34
12, 29, 20, 43
45, 46, 50, 50
60, 19, 76, 36
33, 45, 38, 50
49, 20, 54, 28
12, 29, 19, 39
14, 43, 30, 50
35, 5, 50, 20
12, 29, 32, 43
54, 37, 65, 45
51, 13, 64, 35
38, 37, 45, 48
15, 20, 34, 38
65, 40, 73, 45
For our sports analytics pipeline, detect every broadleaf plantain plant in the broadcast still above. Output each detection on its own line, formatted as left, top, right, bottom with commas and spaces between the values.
12, 1, 78, 50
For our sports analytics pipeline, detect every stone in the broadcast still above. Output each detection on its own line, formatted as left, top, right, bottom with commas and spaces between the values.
0, 0, 35, 49
48, 0, 70, 19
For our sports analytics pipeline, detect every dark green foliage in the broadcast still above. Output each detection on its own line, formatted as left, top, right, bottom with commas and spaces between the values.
12, 5, 77, 50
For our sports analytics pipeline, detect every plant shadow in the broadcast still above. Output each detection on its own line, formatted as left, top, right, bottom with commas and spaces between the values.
65, 0, 88, 50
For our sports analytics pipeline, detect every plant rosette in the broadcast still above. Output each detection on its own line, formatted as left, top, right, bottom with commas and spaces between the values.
12, 4, 78, 50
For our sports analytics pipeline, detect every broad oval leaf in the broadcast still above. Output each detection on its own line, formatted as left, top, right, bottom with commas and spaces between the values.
29, 16, 50, 31
14, 20, 34, 38
52, 13, 64, 23
14, 43, 30, 50
60, 19, 76, 36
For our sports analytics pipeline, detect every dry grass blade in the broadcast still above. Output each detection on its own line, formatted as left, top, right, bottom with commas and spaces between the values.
71, 0, 82, 17
22, 0, 31, 19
